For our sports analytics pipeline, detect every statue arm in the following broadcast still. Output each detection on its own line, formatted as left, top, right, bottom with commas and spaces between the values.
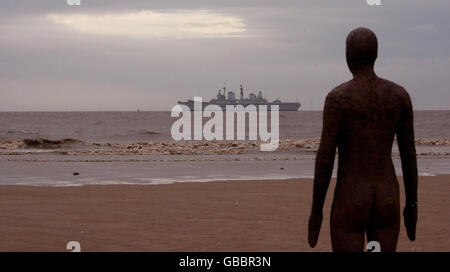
396, 91, 418, 241
308, 93, 340, 247
396, 94, 418, 206
311, 93, 340, 214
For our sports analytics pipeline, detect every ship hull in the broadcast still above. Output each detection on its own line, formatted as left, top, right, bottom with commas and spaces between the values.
177, 101, 301, 111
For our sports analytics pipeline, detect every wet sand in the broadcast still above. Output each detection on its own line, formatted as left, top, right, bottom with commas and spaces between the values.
0, 175, 448, 252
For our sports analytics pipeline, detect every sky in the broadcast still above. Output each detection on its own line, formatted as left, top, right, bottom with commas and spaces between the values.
0, 0, 449, 111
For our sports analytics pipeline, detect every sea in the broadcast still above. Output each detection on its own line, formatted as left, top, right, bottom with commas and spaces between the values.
0, 111, 449, 186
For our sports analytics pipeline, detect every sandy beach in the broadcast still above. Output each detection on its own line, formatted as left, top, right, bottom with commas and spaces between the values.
0, 175, 448, 252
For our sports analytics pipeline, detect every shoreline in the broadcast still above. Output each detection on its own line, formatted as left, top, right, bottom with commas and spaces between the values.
0, 172, 448, 187
1, 155, 449, 187
0, 175, 449, 251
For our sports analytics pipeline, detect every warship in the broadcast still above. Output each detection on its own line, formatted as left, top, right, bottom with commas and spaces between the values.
178, 85, 301, 111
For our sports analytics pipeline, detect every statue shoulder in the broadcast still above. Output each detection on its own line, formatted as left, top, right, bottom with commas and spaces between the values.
378, 78, 413, 108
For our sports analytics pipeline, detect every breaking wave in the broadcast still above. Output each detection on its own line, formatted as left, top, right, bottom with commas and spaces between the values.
0, 137, 84, 149
22, 138, 84, 148
0, 137, 449, 156
414, 138, 450, 146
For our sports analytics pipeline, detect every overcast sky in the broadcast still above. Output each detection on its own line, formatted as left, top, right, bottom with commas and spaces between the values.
0, 0, 449, 111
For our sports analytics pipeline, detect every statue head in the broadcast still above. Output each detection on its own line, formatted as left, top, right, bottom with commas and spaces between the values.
346, 27, 378, 75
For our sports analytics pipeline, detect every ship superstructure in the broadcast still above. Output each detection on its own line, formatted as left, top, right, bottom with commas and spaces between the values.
178, 85, 301, 111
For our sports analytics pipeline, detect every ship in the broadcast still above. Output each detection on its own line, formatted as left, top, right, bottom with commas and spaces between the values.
178, 85, 301, 111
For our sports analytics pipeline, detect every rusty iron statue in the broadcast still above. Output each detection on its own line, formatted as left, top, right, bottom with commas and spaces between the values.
308, 27, 418, 252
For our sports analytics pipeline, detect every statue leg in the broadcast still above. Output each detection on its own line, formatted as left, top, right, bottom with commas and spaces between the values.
366, 182, 400, 252
330, 185, 372, 252
330, 204, 367, 252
